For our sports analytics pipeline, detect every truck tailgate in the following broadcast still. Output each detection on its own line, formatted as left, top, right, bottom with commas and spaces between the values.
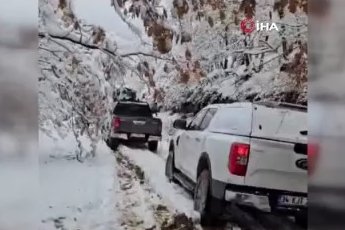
115, 116, 161, 135
245, 139, 307, 193
245, 104, 308, 193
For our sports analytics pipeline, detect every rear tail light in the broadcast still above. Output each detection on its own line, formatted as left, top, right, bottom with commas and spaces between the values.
112, 117, 121, 130
228, 143, 250, 176
308, 142, 319, 175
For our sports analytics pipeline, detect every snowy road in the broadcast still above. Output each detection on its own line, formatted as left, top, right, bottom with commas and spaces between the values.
39, 133, 120, 230
114, 146, 199, 230
117, 142, 305, 230
38, 125, 237, 230
117, 144, 241, 230
38, 112, 304, 230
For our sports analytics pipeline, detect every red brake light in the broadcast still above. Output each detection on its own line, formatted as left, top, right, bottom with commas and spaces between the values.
228, 143, 250, 176
308, 142, 319, 175
112, 117, 121, 130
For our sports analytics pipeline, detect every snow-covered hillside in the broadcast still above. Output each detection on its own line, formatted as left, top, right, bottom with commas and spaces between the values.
118, 0, 308, 111
39, 0, 135, 158
37, 0, 308, 225
38, 0, 307, 155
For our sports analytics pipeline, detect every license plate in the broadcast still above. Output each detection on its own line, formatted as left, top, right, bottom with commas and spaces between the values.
278, 195, 307, 206
131, 134, 145, 138
133, 120, 146, 125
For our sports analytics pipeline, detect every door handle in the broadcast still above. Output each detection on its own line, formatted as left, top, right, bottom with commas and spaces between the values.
195, 138, 200, 142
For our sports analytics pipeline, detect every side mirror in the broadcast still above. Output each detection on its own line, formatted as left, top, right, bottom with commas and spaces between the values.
173, 119, 187, 130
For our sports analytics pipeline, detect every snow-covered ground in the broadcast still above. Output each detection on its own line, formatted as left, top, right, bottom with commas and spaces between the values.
0, 155, 38, 230
37, 113, 202, 230
119, 145, 196, 217
38, 112, 241, 230
39, 131, 121, 230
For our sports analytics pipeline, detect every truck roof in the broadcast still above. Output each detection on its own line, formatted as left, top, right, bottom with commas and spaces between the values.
113, 101, 152, 116
254, 101, 307, 111
117, 100, 149, 105
209, 101, 307, 112
208, 101, 307, 143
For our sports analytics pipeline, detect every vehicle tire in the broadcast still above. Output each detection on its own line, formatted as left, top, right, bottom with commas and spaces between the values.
108, 138, 119, 151
148, 141, 158, 152
194, 169, 215, 226
165, 149, 176, 182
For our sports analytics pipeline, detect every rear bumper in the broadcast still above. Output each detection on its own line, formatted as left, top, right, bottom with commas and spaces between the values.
225, 190, 272, 212
110, 132, 162, 141
148, 136, 162, 141
211, 179, 307, 215
110, 133, 127, 139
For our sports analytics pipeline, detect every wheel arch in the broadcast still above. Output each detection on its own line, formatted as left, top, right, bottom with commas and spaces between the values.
197, 152, 212, 179
196, 153, 227, 216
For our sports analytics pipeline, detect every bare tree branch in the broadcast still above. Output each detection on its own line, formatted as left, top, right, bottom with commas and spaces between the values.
39, 32, 172, 61
39, 46, 62, 59
39, 32, 114, 54
120, 51, 174, 61
110, 0, 142, 39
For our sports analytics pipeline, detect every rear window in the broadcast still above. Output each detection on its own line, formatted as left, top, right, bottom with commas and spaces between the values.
113, 103, 152, 117
251, 106, 307, 142
209, 107, 252, 135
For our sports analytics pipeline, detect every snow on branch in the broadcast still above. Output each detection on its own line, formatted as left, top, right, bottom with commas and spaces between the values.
39, 32, 117, 55
120, 51, 175, 61
39, 32, 173, 62
110, 0, 142, 38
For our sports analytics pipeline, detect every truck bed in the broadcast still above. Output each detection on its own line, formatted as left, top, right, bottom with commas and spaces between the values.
110, 101, 162, 139
113, 116, 162, 136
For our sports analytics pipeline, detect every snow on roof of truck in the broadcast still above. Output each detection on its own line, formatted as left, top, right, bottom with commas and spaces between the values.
209, 101, 307, 112
208, 102, 251, 107
254, 101, 307, 112
117, 100, 149, 105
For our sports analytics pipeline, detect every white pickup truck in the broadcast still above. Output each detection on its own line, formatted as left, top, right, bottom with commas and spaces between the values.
165, 102, 308, 226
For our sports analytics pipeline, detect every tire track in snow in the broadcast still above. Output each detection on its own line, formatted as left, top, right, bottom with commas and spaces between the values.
117, 145, 241, 230
114, 151, 157, 230
119, 144, 305, 230
114, 149, 201, 230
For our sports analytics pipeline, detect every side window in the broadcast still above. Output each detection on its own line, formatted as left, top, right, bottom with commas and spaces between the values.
209, 107, 251, 135
199, 108, 217, 130
188, 109, 208, 130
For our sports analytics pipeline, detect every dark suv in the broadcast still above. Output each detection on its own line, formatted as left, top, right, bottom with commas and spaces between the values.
106, 101, 162, 151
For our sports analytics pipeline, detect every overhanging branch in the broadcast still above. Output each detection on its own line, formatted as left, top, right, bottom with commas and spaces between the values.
39, 32, 173, 61
39, 32, 115, 55
120, 51, 174, 61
